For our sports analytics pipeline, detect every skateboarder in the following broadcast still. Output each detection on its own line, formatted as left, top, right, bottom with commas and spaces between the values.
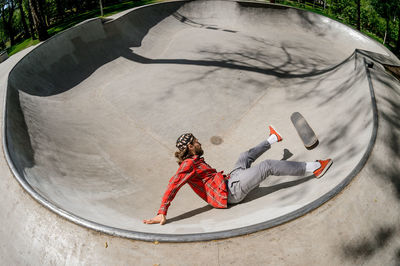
143, 126, 332, 225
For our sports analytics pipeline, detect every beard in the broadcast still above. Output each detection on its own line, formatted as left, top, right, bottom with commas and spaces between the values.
195, 146, 204, 156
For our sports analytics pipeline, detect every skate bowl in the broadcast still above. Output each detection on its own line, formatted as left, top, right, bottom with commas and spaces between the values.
4, 0, 400, 242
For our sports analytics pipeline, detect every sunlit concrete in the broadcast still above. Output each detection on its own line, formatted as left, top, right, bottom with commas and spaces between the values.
1, 0, 400, 263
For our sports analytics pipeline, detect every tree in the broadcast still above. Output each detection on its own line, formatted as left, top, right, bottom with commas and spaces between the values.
99, 0, 103, 16
0, 20, 6, 49
54, 0, 65, 19
390, 0, 400, 54
25, 0, 36, 39
356, 0, 361, 31
329, 0, 357, 27
371, 0, 395, 44
0, 0, 16, 45
28, 0, 48, 41
17, 0, 31, 38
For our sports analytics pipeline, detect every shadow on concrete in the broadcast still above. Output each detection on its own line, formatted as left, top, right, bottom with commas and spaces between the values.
167, 205, 214, 224
5, 1, 186, 181
5, 0, 400, 242
9, 2, 350, 97
339, 52, 400, 264
120, 48, 350, 80
341, 226, 398, 263
167, 175, 315, 223
172, 12, 238, 33
6, 1, 357, 191
280, 148, 293, 161
241, 175, 315, 204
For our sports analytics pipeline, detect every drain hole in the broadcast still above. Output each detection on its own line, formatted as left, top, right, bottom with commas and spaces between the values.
210, 136, 223, 145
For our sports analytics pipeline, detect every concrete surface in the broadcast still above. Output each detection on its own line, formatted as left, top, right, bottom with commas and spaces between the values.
1, 0, 400, 264
0, 51, 8, 63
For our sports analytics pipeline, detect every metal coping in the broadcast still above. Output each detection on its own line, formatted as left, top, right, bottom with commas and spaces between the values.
0, 0, 392, 242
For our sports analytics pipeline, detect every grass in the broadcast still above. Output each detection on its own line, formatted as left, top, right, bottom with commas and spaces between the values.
7, 38, 40, 56
47, 0, 157, 36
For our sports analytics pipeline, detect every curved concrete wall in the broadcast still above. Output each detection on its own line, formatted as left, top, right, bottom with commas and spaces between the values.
3, 0, 398, 241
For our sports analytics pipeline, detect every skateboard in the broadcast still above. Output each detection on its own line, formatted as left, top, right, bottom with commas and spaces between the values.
290, 112, 318, 149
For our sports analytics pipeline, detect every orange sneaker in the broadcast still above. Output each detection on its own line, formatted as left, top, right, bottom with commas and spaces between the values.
314, 159, 333, 178
269, 125, 283, 142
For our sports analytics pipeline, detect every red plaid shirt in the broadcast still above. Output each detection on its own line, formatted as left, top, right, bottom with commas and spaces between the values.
158, 155, 229, 215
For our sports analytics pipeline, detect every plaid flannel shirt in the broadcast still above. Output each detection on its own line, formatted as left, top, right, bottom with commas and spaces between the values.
158, 155, 229, 215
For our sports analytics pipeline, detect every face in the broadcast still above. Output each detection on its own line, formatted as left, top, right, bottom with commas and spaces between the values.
188, 138, 203, 156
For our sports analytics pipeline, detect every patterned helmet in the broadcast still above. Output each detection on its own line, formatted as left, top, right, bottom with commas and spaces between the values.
176, 133, 194, 151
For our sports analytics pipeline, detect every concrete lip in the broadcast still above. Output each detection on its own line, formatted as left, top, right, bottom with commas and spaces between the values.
3, 0, 400, 242
0, 50, 8, 63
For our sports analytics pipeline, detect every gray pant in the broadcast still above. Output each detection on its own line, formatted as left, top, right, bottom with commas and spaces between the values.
227, 140, 306, 204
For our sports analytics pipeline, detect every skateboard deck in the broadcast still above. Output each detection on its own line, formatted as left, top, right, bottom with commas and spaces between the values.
290, 112, 318, 149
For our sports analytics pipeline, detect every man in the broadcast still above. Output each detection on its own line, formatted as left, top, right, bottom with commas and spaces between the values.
143, 126, 332, 225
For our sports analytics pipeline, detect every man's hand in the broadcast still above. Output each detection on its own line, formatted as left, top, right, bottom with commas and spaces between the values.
143, 214, 167, 225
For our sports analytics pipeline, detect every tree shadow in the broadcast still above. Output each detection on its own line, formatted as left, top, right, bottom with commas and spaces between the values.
172, 11, 238, 33
166, 205, 214, 224
341, 226, 396, 262
6, 1, 359, 184
239, 175, 315, 204
339, 51, 400, 264
5, 1, 400, 247
8, 1, 357, 98
281, 148, 293, 161
166, 174, 314, 223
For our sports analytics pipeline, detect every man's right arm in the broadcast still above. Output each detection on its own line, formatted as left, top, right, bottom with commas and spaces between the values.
157, 159, 195, 215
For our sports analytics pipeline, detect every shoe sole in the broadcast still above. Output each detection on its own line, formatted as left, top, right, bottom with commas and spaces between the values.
315, 160, 333, 178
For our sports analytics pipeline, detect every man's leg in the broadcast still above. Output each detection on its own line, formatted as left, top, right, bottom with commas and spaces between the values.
228, 159, 306, 203
231, 125, 282, 172
227, 158, 333, 204
232, 140, 271, 171
226, 125, 332, 204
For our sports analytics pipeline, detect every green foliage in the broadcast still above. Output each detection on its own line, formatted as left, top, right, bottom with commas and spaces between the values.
276, 0, 400, 55
361, 0, 385, 37
7, 37, 39, 55
1, 0, 159, 54
329, 0, 357, 24
370, 0, 397, 20
1, 0, 400, 56
47, 0, 156, 36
